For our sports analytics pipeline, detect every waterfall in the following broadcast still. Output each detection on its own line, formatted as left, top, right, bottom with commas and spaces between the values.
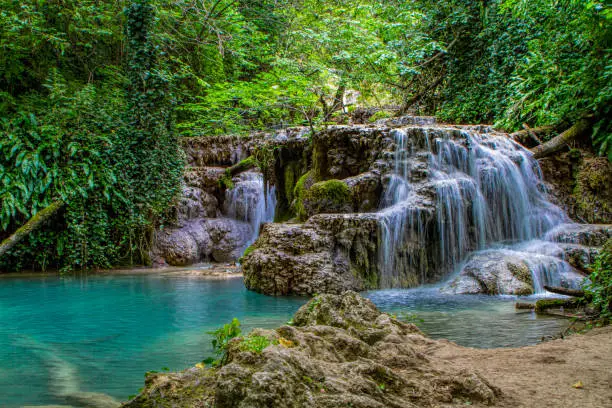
378, 127, 568, 288
225, 171, 277, 248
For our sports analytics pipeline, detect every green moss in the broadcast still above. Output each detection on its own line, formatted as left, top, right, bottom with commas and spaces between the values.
572, 158, 612, 223
293, 171, 314, 221
507, 262, 533, 285
283, 162, 301, 204
218, 170, 234, 190
535, 298, 579, 313
312, 138, 327, 181
294, 177, 351, 221
368, 110, 394, 123
239, 244, 256, 263
306, 180, 351, 204
238, 155, 257, 169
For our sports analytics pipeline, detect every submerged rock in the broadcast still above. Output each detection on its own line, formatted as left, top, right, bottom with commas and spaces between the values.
123, 292, 500, 408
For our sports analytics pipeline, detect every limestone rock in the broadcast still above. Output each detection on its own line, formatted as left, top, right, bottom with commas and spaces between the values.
539, 151, 612, 224
443, 250, 535, 295
177, 186, 218, 223
443, 248, 586, 295
242, 215, 379, 295
558, 243, 601, 272
205, 218, 253, 263
123, 292, 500, 408
545, 223, 612, 247
155, 221, 212, 266
344, 171, 382, 212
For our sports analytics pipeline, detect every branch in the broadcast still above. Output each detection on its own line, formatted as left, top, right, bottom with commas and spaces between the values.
401, 73, 446, 113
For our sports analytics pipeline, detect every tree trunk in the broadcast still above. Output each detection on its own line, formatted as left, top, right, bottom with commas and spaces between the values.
543, 285, 589, 299
531, 118, 592, 159
401, 73, 445, 114
323, 81, 346, 121
0, 201, 64, 258
227, 156, 257, 177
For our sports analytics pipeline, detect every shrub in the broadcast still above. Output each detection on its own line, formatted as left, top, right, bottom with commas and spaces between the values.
585, 239, 612, 322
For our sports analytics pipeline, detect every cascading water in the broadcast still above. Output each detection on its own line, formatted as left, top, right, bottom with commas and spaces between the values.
378, 126, 572, 291
225, 171, 277, 248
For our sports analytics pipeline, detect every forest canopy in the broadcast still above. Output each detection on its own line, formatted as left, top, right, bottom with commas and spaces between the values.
0, 0, 610, 271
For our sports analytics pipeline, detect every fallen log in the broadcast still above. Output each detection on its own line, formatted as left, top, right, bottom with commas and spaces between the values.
0, 200, 64, 258
515, 302, 536, 310
531, 118, 592, 159
544, 286, 592, 302
226, 156, 258, 177
509, 125, 554, 146
543, 285, 585, 298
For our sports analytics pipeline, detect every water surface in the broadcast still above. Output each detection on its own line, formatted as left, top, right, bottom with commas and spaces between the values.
0, 274, 568, 407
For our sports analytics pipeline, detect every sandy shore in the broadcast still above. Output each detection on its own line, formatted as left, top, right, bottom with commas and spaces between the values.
428, 325, 612, 407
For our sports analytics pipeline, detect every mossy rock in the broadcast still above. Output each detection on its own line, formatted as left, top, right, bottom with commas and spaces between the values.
507, 262, 533, 286
572, 157, 612, 224
239, 244, 256, 263
535, 298, 579, 314
298, 179, 352, 221
292, 171, 315, 221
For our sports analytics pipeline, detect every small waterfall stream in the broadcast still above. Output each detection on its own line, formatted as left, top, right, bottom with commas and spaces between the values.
225, 171, 277, 249
378, 127, 573, 291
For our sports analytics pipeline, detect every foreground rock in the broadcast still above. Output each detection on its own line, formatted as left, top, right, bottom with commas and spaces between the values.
123, 292, 500, 408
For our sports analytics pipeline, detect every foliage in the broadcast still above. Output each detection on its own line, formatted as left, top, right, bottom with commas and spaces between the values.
210, 318, 242, 355
403, 0, 611, 159
584, 239, 612, 321
238, 335, 273, 353
398, 312, 425, 327
208, 317, 242, 365
0, 0, 184, 271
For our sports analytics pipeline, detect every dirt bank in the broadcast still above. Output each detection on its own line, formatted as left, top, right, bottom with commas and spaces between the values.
428, 325, 612, 407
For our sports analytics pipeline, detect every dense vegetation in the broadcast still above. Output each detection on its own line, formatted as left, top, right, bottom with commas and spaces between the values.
586, 239, 612, 322
0, 0, 610, 271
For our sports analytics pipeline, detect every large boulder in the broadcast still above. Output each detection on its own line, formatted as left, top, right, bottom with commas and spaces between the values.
242, 215, 379, 295
206, 218, 253, 263
443, 250, 535, 295
154, 218, 253, 266
443, 249, 585, 295
123, 292, 500, 408
155, 221, 212, 266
